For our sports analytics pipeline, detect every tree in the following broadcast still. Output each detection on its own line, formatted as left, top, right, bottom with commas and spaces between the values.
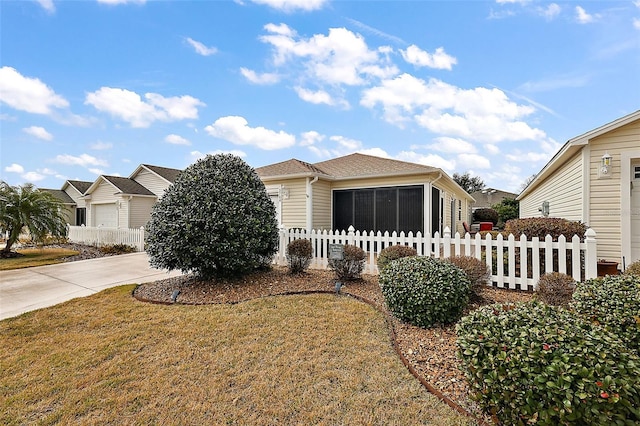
491, 198, 519, 227
453, 172, 485, 194
519, 174, 536, 192
146, 154, 279, 279
0, 182, 68, 257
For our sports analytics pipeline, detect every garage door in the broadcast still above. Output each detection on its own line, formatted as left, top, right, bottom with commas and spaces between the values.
631, 161, 640, 263
94, 204, 117, 228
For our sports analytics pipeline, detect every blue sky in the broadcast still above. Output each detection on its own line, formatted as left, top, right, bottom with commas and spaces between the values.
1, 0, 639, 193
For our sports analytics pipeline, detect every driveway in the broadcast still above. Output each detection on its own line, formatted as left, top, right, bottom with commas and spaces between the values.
0, 252, 182, 320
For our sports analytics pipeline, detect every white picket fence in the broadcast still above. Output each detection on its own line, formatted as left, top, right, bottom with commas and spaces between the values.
275, 226, 598, 291
67, 225, 145, 252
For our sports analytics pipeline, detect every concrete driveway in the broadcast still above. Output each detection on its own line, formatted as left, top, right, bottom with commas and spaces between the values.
0, 252, 182, 321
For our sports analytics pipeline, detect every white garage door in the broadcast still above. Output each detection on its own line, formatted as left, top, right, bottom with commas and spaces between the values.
94, 204, 117, 228
631, 162, 640, 264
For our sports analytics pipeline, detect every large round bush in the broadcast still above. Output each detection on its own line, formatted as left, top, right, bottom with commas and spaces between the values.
146, 154, 278, 279
379, 256, 470, 327
571, 274, 640, 352
456, 302, 640, 425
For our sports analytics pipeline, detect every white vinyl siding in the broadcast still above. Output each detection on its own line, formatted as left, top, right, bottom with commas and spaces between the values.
89, 181, 119, 227
312, 179, 331, 230
129, 197, 156, 228
264, 178, 307, 230
132, 169, 171, 197
519, 151, 583, 221
64, 186, 86, 208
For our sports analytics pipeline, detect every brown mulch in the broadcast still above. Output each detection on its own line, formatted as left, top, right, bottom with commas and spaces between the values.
13, 243, 121, 262
134, 267, 533, 423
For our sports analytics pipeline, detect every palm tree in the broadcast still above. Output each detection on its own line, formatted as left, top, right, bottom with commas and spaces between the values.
0, 181, 68, 256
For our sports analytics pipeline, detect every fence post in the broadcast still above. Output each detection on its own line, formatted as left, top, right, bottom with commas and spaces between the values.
443, 227, 451, 258
348, 225, 355, 246
584, 228, 597, 279
279, 225, 287, 265
139, 226, 145, 252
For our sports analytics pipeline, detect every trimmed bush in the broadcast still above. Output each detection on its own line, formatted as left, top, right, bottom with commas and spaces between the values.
328, 244, 366, 281
571, 274, 640, 352
379, 256, 470, 328
444, 256, 490, 298
624, 259, 640, 278
456, 302, 640, 425
286, 239, 313, 274
504, 217, 587, 241
377, 245, 417, 272
535, 272, 575, 307
472, 208, 499, 225
100, 243, 136, 254
146, 154, 278, 279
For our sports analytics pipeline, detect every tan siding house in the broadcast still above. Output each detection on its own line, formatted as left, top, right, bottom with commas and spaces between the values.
256, 153, 473, 237
518, 110, 640, 269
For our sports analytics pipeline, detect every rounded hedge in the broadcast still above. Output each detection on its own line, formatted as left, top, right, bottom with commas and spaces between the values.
376, 244, 417, 272
444, 255, 490, 298
536, 272, 576, 307
146, 154, 278, 279
328, 244, 366, 281
472, 208, 499, 225
379, 256, 470, 328
286, 239, 313, 274
571, 274, 640, 352
624, 259, 640, 278
456, 302, 640, 425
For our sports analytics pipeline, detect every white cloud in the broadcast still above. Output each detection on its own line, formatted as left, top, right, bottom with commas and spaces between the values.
249, 0, 328, 12
496, 0, 530, 4
361, 73, 544, 144
85, 87, 204, 128
204, 116, 296, 150
633, 18, 640, 30
457, 153, 491, 169
23, 126, 53, 141
427, 137, 477, 154
90, 141, 113, 150
358, 147, 391, 158
240, 68, 281, 85
22, 171, 46, 182
5, 163, 24, 173
88, 168, 105, 175
575, 6, 598, 24
484, 144, 500, 155
0, 67, 69, 115
538, 3, 561, 20
295, 87, 349, 108
329, 135, 362, 151
190, 149, 247, 162
401, 45, 457, 70
37, 0, 55, 13
519, 73, 590, 92
505, 139, 561, 163
344, 18, 406, 45
165, 134, 191, 146
53, 153, 108, 167
299, 130, 325, 146
185, 37, 218, 56
396, 151, 455, 171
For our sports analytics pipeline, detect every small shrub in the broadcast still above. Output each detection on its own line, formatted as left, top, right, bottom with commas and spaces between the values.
377, 245, 417, 271
535, 272, 575, 307
100, 243, 136, 254
456, 302, 640, 425
379, 256, 470, 328
624, 259, 640, 278
286, 239, 313, 274
472, 208, 498, 225
444, 256, 489, 298
328, 244, 366, 281
504, 217, 587, 241
571, 274, 640, 352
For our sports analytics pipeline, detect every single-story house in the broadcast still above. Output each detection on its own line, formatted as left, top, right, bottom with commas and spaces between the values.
517, 110, 640, 267
470, 188, 518, 211
43, 164, 181, 229
256, 153, 474, 236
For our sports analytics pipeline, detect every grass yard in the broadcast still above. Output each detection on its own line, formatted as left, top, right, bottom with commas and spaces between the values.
0, 248, 79, 270
0, 285, 472, 425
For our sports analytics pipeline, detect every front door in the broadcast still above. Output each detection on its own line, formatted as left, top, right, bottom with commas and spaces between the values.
431, 186, 442, 236
631, 161, 640, 263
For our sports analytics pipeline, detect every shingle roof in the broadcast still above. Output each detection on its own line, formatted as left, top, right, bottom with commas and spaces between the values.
470, 189, 518, 209
102, 176, 155, 196
41, 188, 75, 204
142, 164, 182, 183
255, 159, 329, 178
66, 180, 92, 194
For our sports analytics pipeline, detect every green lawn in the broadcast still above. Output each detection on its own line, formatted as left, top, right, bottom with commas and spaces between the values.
0, 286, 473, 425
0, 248, 79, 270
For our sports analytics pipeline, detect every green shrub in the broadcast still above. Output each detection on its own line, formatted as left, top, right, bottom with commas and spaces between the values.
328, 244, 366, 281
535, 272, 575, 307
456, 302, 640, 425
571, 274, 640, 352
472, 208, 499, 225
146, 154, 278, 279
624, 260, 640, 278
379, 256, 470, 328
504, 217, 587, 241
100, 243, 136, 254
286, 239, 313, 274
491, 198, 519, 228
377, 245, 417, 272
444, 256, 490, 298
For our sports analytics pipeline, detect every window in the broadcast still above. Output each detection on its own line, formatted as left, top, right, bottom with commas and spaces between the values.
333, 185, 423, 233
635, 165, 640, 180
458, 199, 462, 221
75, 208, 86, 226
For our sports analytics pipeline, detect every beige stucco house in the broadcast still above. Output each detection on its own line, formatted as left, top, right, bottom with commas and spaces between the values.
517, 110, 640, 268
256, 153, 474, 236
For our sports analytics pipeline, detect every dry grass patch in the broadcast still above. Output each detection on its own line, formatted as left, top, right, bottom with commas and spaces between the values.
0, 248, 79, 270
1, 285, 472, 425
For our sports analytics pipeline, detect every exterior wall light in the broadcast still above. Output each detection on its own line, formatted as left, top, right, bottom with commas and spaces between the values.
599, 152, 613, 178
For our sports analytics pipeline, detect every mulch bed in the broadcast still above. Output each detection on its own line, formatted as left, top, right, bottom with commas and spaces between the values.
134, 267, 534, 423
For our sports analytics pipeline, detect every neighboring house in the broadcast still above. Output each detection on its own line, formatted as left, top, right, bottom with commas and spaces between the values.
256, 153, 474, 236
39, 188, 76, 225
518, 110, 640, 267
470, 188, 518, 211
42, 164, 181, 229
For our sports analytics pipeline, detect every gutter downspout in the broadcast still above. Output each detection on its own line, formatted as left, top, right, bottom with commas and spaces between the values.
306, 176, 319, 232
